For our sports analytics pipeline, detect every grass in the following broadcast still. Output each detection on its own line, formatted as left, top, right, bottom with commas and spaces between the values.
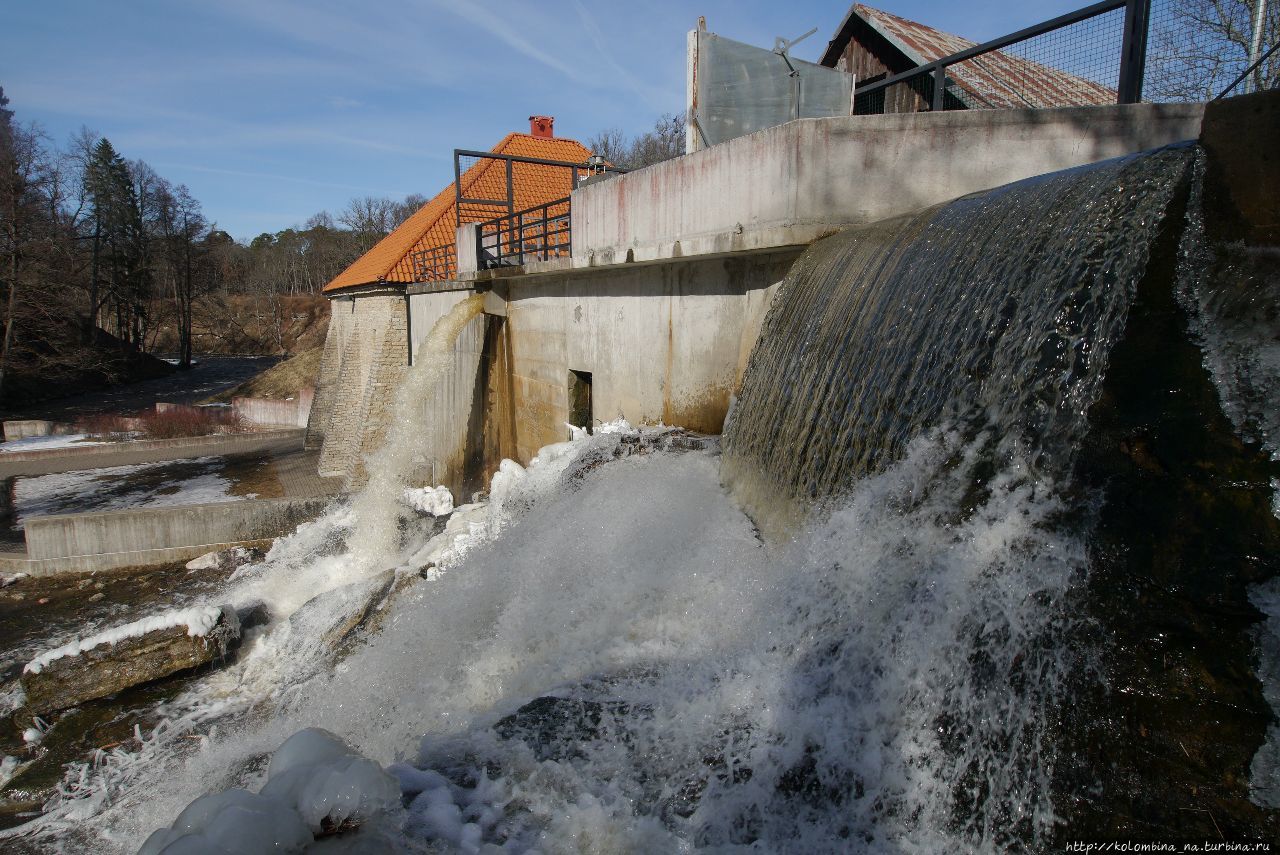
204, 347, 322, 404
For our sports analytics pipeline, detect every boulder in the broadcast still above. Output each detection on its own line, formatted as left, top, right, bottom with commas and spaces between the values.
19, 606, 240, 715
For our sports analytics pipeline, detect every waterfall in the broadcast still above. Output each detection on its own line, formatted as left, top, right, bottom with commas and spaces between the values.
723, 145, 1195, 537
347, 293, 485, 566
9, 144, 1279, 853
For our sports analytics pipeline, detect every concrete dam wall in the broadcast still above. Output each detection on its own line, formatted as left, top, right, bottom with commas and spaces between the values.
309, 101, 1209, 495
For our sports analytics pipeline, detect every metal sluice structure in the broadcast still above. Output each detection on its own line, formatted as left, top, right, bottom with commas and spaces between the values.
410, 150, 624, 282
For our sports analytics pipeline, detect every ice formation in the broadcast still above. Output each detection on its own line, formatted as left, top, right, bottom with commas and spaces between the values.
403, 485, 454, 517
138, 729, 399, 855
23, 606, 232, 674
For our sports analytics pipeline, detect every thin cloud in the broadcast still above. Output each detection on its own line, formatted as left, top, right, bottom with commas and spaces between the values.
152, 163, 406, 197
440, 2, 591, 86
569, 0, 677, 113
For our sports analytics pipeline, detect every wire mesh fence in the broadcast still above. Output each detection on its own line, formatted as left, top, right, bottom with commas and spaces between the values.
853, 0, 1279, 115
1146, 0, 1280, 100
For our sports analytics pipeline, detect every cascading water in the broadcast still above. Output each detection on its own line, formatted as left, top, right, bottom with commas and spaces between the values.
4, 142, 1277, 852
722, 145, 1195, 536
347, 293, 486, 566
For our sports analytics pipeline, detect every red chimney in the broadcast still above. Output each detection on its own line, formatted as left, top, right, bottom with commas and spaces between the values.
529, 115, 554, 138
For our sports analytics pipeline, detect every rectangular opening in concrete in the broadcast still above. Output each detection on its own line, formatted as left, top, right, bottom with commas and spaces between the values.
568, 370, 593, 434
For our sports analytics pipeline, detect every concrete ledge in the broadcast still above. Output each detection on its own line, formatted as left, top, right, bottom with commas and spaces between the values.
0, 542, 259, 577
0, 429, 305, 477
571, 102, 1207, 265
13, 496, 331, 575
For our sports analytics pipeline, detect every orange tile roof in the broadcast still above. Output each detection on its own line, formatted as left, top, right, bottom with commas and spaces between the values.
324, 132, 593, 293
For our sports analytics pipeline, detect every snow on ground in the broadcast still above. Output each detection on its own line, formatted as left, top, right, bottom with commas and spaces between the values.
11, 458, 250, 528
24, 605, 232, 674
0, 434, 108, 454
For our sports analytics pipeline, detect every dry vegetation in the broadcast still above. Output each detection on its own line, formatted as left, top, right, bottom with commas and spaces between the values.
77, 406, 245, 440
205, 347, 322, 403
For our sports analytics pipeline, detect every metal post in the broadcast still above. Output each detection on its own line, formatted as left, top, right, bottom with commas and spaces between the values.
505, 159, 514, 218
453, 152, 464, 229
931, 65, 946, 110
1250, 0, 1269, 94
541, 204, 549, 261
1117, 0, 1151, 103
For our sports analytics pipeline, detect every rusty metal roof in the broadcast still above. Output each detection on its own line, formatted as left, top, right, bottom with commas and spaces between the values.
828, 4, 1117, 109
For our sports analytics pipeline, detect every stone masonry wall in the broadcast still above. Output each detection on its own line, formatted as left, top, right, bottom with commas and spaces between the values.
309, 289, 410, 483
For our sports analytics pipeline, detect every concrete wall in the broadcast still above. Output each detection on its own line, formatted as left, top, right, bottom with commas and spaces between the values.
0, 429, 306, 478
234, 388, 314, 428
2, 420, 75, 440
571, 103, 1205, 265
16, 496, 329, 575
501, 250, 797, 461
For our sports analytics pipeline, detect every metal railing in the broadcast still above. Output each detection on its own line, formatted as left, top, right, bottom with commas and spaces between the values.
409, 150, 624, 282
411, 242, 456, 282
477, 196, 572, 269
853, 0, 1151, 114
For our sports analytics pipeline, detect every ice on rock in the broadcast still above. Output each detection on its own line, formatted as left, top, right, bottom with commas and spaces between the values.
259, 729, 400, 832
0, 754, 19, 788
403, 485, 454, 516
23, 605, 232, 674
137, 788, 311, 855
267, 727, 358, 778
142, 730, 400, 852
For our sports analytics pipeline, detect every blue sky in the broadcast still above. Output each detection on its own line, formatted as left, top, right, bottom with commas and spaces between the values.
3, 0, 1086, 240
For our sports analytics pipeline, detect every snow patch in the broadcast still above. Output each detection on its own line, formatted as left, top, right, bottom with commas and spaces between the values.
0, 434, 106, 454
24, 606, 232, 675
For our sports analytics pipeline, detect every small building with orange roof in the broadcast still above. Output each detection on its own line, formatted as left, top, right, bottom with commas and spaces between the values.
323, 117, 593, 295
307, 117, 596, 483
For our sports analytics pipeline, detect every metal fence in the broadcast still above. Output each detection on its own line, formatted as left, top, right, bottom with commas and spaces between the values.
477, 197, 572, 269
410, 150, 624, 282
853, 0, 1279, 114
411, 243, 456, 283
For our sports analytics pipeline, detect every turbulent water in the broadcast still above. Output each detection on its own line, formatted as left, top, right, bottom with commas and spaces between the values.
5, 144, 1277, 852
723, 145, 1195, 536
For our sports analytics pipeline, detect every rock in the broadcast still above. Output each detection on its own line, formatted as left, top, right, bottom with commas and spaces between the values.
493, 696, 650, 763
19, 606, 240, 715
318, 570, 418, 652
236, 601, 271, 631
36, 598, 48, 605
87, 592, 105, 603
186, 545, 268, 574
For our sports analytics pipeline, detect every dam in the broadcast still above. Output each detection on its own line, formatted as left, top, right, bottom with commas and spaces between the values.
2, 5, 1278, 851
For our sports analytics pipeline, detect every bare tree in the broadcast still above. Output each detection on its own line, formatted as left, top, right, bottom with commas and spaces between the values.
586, 127, 629, 167
339, 196, 399, 252
1148, 0, 1279, 100
586, 114, 686, 170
